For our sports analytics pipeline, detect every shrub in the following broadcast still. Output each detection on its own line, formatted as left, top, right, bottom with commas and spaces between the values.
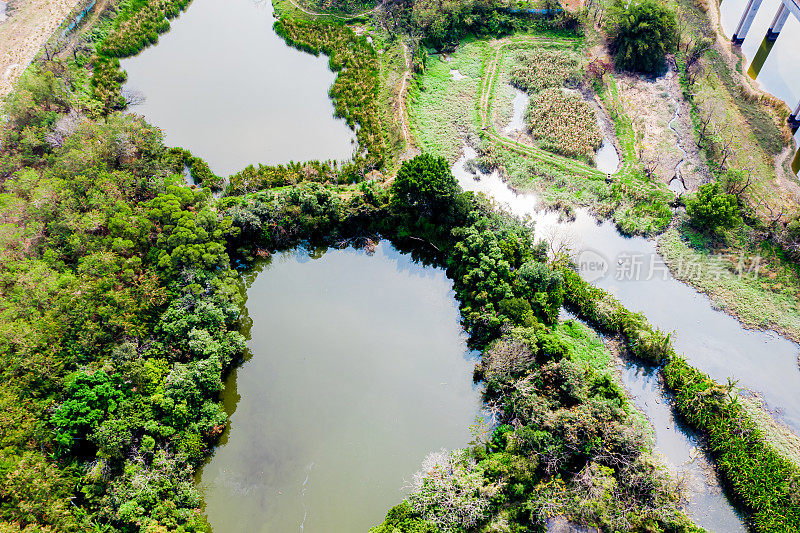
685, 182, 742, 234
370, 502, 441, 533
664, 357, 800, 530
407, 449, 491, 531
605, 0, 679, 75
51, 371, 127, 456
392, 154, 461, 220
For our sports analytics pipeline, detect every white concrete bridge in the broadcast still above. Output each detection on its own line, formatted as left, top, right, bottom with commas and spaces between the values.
731, 0, 800, 126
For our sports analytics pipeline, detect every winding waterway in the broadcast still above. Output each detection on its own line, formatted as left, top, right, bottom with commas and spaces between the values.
121, 0, 355, 176
119, 0, 800, 528
453, 144, 800, 530
198, 244, 481, 532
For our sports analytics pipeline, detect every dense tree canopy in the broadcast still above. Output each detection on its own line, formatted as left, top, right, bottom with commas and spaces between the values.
685, 182, 742, 234
391, 153, 461, 220
605, 0, 679, 75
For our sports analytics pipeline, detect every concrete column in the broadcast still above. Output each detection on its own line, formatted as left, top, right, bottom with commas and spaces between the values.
767, 3, 790, 41
746, 36, 776, 79
732, 0, 764, 45
789, 99, 800, 128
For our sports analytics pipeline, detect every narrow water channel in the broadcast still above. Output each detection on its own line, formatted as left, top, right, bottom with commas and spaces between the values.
121, 0, 355, 176
452, 145, 800, 530
197, 243, 481, 532
454, 145, 800, 434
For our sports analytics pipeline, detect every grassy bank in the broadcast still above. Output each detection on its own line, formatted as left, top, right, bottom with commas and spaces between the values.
409, 32, 674, 235
658, 225, 800, 342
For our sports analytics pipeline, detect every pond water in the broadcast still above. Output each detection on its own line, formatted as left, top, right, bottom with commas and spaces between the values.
595, 138, 620, 174
504, 87, 529, 134
717, 0, 800, 174
197, 243, 481, 532
121, 0, 355, 176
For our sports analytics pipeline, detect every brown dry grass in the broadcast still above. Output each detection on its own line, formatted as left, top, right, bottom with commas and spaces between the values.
0, 0, 81, 99
617, 68, 710, 191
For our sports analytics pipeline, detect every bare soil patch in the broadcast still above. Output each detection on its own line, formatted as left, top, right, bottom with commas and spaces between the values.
617, 69, 710, 192
0, 0, 81, 99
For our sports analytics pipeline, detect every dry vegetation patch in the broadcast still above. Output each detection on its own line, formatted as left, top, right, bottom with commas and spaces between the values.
528, 88, 602, 160
617, 69, 709, 191
0, 0, 81, 98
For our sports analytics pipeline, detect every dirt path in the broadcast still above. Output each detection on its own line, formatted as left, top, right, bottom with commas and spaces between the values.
60, 0, 111, 58
0, 0, 82, 99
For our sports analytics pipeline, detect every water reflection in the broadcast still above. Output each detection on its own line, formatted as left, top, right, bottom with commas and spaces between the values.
121, 0, 355, 176
198, 243, 481, 532
595, 138, 620, 173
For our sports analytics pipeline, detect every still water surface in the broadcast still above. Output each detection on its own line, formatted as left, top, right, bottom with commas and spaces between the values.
121, 0, 355, 176
717, 0, 800, 173
454, 146, 800, 530
198, 244, 480, 532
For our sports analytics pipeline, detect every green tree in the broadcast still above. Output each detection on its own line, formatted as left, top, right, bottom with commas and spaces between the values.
391, 153, 461, 220
51, 371, 127, 455
685, 182, 742, 234
605, 0, 679, 75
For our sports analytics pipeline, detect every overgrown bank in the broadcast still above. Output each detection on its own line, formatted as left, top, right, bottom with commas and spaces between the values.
2, 0, 799, 531
560, 268, 800, 531
652, 0, 800, 340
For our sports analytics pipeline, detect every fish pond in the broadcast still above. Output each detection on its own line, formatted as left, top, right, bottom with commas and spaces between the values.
197, 243, 481, 532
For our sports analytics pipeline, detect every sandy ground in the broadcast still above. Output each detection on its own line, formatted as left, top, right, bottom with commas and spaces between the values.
617, 69, 710, 192
0, 0, 82, 99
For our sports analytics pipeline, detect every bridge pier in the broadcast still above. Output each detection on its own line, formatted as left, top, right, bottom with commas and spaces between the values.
767, 3, 790, 40
732, 0, 764, 45
746, 36, 776, 79
789, 100, 800, 129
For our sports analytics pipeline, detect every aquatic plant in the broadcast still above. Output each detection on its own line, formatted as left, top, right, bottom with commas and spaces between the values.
275, 18, 387, 173
527, 88, 603, 160
509, 48, 582, 94
99, 0, 193, 57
